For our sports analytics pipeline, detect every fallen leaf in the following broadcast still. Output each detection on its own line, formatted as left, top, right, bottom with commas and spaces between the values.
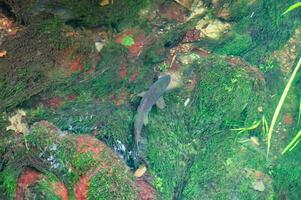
95, 41, 105, 52
252, 180, 265, 192
134, 165, 147, 178
6, 110, 29, 134
0, 50, 7, 57
100, 0, 109, 6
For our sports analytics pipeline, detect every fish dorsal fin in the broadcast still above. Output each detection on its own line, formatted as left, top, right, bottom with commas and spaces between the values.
138, 91, 146, 97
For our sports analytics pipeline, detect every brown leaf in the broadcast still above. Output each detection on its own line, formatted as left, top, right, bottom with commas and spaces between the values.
6, 110, 29, 134
134, 165, 147, 177
0, 50, 7, 57
100, 0, 109, 6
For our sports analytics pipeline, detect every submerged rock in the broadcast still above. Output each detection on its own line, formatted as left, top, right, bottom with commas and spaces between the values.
143, 54, 269, 199
2, 121, 140, 199
195, 16, 231, 40
272, 28, 301, 74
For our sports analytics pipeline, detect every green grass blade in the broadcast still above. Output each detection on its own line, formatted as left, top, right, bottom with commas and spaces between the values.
267, 57, 301, 157
289, 139, 301, 151
262, 115, 269, 135
282, 2, 301, 15
297, 97, 301, 125
282, 130, 301, 154
231, 120, 261, 134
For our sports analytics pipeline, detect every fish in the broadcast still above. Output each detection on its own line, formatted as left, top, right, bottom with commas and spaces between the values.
134, 75, 171, 152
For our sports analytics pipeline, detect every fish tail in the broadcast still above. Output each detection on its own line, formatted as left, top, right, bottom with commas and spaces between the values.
134, 112, 144, 151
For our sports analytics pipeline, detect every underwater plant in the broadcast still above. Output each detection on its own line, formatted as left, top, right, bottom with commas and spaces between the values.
121, 35, 135, 46
282, 2, 301, 15
267, 2, 301, 157
267, 57, 301, 157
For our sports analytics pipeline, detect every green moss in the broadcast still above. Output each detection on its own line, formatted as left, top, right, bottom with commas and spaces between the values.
121, 35, 135, 46
207, 0, 301, 65
56, 0, 153, 31
144, 55, 266, 199
182, 118, 275, 199
216, 33, 253, 56
26, 125, 54, 147
88, 151, 137, 200
228, 0, 254, 21
25, 124, 79, 188
34, 179, 62, 200
0, 168, 18, 199
0, 65, 51, 112
272, 146, 301, 199
37, 16, 66, 48
73, 152, 97, 174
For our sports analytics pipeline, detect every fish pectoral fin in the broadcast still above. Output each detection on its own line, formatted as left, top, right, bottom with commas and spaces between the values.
137, 91, 146, 97
156, 97, 166, 110
143, 114, 148, 125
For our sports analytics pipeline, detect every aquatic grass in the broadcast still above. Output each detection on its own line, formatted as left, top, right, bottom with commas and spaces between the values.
282, 130, 301, 154
282, 2, 301, 16
231, 120, 261, 134
297, 97, 301, 125
231, 115, 269, 135
267, 57, 301, 157
262, 115, 269, 136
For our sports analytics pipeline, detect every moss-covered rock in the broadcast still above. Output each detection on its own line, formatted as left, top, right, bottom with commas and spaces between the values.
0, 121, 138, 199
142, 54, 268, 199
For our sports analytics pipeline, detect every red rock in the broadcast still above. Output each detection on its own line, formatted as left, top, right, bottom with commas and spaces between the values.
115, 30, 134, 44
74, 170, 95, 200
115, 30, 148, 57
50, 181, 69, 200
129, 69, 140, 82
68, 56, 84, 73
44, 97, 65, 109
136, 177, 156, 200
159, 2, 186, 23
56, 46, 85, 77
16, 169, 42, 200
183, 28, 201, 43
74, 166, 108, 200
128, 34, 146, 57
76, 135, 105, 157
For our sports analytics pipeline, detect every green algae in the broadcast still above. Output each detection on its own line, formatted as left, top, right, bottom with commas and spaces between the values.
1, 121, 138, 199
1, 0, 301, 199
34, 179, 62, 200
55, 0, 153, 30
272, 148, 301, 199
73, 152, 97, 174
182, 133, 272, 200
88, 151, 137, 200
208, 0, 301, 66
122, 35, 135, 47
0, 168, 17, 199
143, 55, 266, 199
216, 33, 253, 56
